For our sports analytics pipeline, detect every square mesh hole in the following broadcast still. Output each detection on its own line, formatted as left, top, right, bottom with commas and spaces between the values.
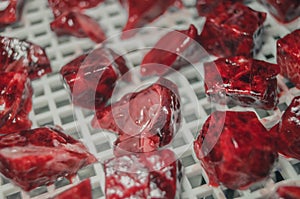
29, 186, 48, 197
197, 195, 215, 199
34, 86, 45, 97
37, 117, 54, 126
172, 136, 186, 148
1, 177, 9, 185
55, 98, 70, 108
196, 91, 206, 100
50, 81, 65, 92
270, 171, 285, 182
181, 155, 196, 167
278, 103, 288, 111
55, 178, 70, 189
65, 127, 82, 139
223, 189, 242, 198
33, 103, 50, 115
95, 141, 111, 153
293, 162, 300, 174
92, 183, 104, 198
6, 192, 21, 199
184, 113, 198, 123
60, 112, 75, 125
78, 165, 96, 180
188, 174, 206, 188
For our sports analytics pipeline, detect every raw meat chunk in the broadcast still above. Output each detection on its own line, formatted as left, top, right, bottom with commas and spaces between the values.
277, 29, 300, 89
198, 3, 266, 57
0, 36, 51, 80
92, 78, 181, 154
204, 56, 280, 109
0, 72, 32, 134
194, 111, 278, 190
60, 47, 129, 109
259, 0, 300, 23
104, 149, 182, 199
141, 24, 199, 76
120, 0, 182, 39
50, 11, 106, 43
0, 126, 97, 191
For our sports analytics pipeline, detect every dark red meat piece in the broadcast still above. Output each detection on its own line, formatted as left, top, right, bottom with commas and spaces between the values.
271, 96, 300, 160
196, 0, 250, 17
141, 24, 199, 76
259, 0, 300, 23
0, 0, 24, 27
277, 29, 300, 89
194, 111, 278, 190
0, 72, 32, 134
204, 56, 280, 109
60, 47, 129, 110
0, 126, 97, 191
275, 186, 300, 199
50, 11, 106, 43
104, 149, 182, 199
92, 78, 181, 154
120, 0, 182, 39
53, 179, 92, 199
0, 36, 51, 80
198, 3, 266, 57
48, 0, 104, 18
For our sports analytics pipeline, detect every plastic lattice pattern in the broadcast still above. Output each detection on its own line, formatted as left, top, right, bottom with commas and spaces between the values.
0, 0, 299, 198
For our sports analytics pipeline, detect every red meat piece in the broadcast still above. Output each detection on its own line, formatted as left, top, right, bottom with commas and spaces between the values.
0, 126, 97, 191
276, 186, 300, 199
60, 47, 129, 110
194, 111, 278, 190
141, 24, 199, 76
272, 96, 300, 160
50, 11, 106, 43
120, 0, 182, 39
53, 179, 92, 199
204, 56, 280, 109
196, 0, 250, 16
0, 36, 51, 80
198, 3, 266, 57
0, 0, 24, 27
0, 72, 32, 134
277, 29, 300, 89
91, 78, 181, 154
48, 0, 104, 18
104, 149, 182, 199
259, 0, 300, 23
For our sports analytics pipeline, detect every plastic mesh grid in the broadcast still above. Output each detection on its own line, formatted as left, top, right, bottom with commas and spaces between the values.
0, 0, 299, 198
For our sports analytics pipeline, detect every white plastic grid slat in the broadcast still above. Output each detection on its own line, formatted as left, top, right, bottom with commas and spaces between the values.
0, 0, 299, 198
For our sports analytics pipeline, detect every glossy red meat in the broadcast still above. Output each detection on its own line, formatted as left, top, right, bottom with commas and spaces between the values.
53, 179, 92, 199
271, 96, 300, 160
120, 0, 181, 39
277, 29, 300, 89
204, 56, 280, 109
104, 149, 182, 199
198, 3, 266, 57
276, 186, 300, 199
48, 0, 104, 18
0, 72, 32, 134
60, 47, 129, 110
0, 36, 51, 80
194, 111, 278, 190
0, 126, 97, 191
141, 24, 199, 76
0, 0, 24, 27
50, 11, 106, 43
92, 78, 181, 154
259, 0, 300, 23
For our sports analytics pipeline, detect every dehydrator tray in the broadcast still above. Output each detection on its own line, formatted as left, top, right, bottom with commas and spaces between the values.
0, 0, 300, 198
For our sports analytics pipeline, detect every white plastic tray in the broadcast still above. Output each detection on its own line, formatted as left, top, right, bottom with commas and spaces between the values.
0, 0, 299, 198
